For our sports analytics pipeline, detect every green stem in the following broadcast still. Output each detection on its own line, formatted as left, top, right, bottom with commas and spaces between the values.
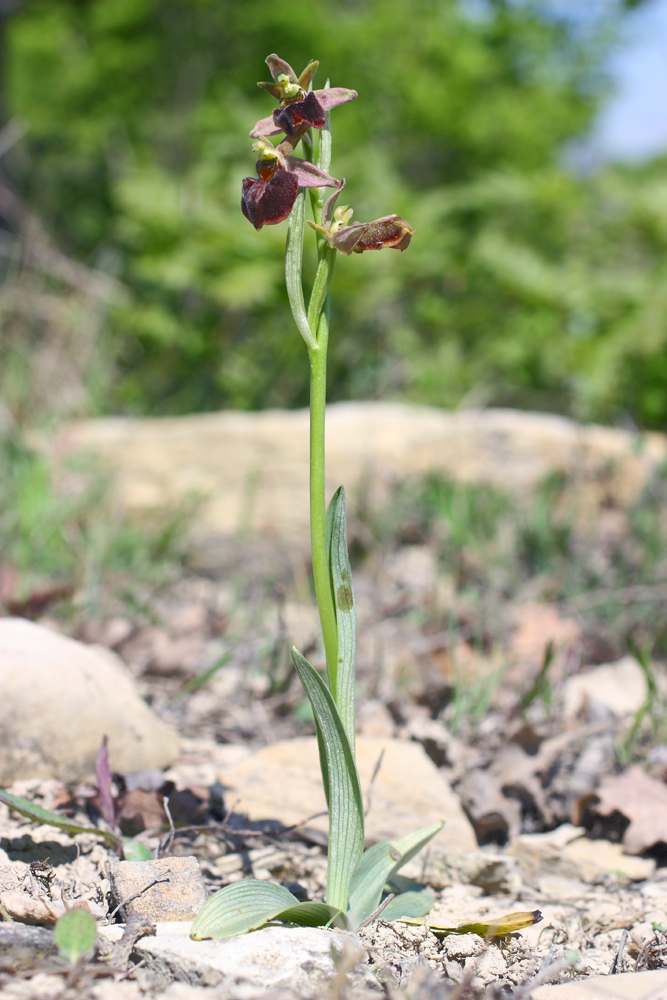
308, 305, 338, 683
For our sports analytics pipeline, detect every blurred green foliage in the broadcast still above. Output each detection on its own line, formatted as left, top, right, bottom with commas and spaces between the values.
3, 0, 667, 426
0, 433, 191, 615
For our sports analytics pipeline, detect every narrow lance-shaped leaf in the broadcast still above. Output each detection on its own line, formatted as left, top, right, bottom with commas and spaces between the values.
347, 821, 443, 927
291, 647, 364, 911
326, 486, 356, 751
0, 788, 121, 851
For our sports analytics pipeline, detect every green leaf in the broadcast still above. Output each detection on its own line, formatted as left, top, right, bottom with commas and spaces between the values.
291, 648, 364, 912
326, 486, 356, 750
380, 890, 435, 923
402, 909, 543, 939
121, 837, 153, 861
347, 821, 443, 927
191, 880, 300, 940
54, 909, 97, 964
0, 788, 121, 851
268, 901, 349, 930
190, 880, 350, 941
285, 188, 315, 351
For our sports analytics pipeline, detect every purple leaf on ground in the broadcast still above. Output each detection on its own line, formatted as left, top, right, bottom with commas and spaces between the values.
95, 735, 118, 832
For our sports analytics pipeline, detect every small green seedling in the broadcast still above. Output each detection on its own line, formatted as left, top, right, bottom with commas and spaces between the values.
192, 54, 438, 942
54, 908, 97, 964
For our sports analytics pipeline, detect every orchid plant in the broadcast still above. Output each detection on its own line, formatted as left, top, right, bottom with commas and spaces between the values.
191, 54, 440, 941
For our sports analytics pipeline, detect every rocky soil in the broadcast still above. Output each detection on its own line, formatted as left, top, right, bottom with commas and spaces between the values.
2, 405, 667, 998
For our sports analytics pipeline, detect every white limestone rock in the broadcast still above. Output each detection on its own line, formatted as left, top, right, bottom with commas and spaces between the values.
0, 618, 180, 784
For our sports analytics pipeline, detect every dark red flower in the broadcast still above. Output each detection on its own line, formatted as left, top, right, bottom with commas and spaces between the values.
250, 54, 357, 140
273, 91, 326, 137
241, 141, 341, 230
241, 164, 299, 231
308, 185, 414, 253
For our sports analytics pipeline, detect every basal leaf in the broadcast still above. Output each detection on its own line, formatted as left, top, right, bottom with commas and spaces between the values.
191, 880, 300, 940
347, 821, 443, 927
326, 486, 356, 750
380, 890, 435, 923
0, 788, 121, 851
272, 900, 349, 929
121, 837, 153, 861
291, 648, 364, 912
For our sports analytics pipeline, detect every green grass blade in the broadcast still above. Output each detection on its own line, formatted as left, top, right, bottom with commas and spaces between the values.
191, 880, 300, 940
347, 821, 443, 927
291, 647, 364, 911
0, 788, 121, 851
327, 486, 356, 750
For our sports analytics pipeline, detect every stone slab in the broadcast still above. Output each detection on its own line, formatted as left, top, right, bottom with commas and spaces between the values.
52, 403, 667, 541
0, 923, 57, 972
532, 968, 667, 999
107, 856, 207, 922
100, 921, 379, 994
217, 735, 477, 854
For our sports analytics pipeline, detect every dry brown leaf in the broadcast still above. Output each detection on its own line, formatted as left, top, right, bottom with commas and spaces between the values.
589, 766, 667, 854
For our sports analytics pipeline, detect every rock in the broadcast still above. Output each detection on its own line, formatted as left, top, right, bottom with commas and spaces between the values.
217, 735, 477, 857
0, 888, 65, 925
509, 828, 655, 885
562, 836, 655, 882
107, 857, 207, 922
563, 656, 648, 722
427, 850, 522, 894
532, 968, 667, 999
0, 923, 58, 972
101, 921, 379, 994
0, 618, 180, 784
51, 404, 667, 542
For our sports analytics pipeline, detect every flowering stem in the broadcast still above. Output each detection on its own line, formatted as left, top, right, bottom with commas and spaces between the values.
285, 112, 340, 687
308, 308, 338, 683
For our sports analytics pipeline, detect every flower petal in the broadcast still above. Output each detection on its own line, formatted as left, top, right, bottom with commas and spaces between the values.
265, 54, 298, 85
241, 171, 299, 230
297, 60, 319, 92
315, 88, 358, 111
284, 156, 340, 189
273, 91, 326, 136
249, 115, 283, 139
250, 88, 358, 138
352, 216, 414, 252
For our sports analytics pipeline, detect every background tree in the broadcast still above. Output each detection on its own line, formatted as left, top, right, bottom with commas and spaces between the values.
1, 0, 666, 428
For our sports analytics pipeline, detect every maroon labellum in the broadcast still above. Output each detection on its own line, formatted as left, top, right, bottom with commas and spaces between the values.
273, 91, 326, 136
241, 166, 299, 230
